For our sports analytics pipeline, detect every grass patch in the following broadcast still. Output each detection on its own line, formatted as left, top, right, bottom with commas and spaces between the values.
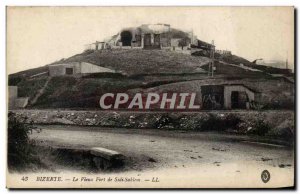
33, 76, 144, 108
60, 49, 210, 75
16, 77, 48, 99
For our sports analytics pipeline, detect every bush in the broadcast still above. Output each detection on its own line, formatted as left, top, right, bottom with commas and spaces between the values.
154, 115, 179, 129
8, 76, 23, 86
7, 112, 39, 171
248, 120, 271, 136
224, 114, 242, 130
196, 114, 242, 132
198, 114, 224, 131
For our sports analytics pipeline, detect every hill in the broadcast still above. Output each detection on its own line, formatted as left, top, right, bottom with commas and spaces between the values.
8, 49, 294, 109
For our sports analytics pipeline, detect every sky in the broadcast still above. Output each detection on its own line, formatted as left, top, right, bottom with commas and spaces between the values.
7, 7, 294, 74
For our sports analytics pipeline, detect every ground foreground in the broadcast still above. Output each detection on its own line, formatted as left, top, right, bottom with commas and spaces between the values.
9, 125, 293, 188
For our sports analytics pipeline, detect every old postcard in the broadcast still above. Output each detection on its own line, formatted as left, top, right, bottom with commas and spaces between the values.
6, 6, 295, 188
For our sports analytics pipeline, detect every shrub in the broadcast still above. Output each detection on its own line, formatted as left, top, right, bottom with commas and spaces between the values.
154, 115, 179, 129
248, 120, 271, 136
7, 112, 39, 171
224, 114, 242, 130
8, 76, 23, 86
197, 114, 242, 132
198, 114, 224, 131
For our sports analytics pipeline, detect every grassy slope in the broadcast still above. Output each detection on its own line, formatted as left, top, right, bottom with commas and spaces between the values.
9, 49, 292, 109
60, 49, 210, 75
33, 76, 144, 108
222, 55, 293, 75
17, 77, 49, 100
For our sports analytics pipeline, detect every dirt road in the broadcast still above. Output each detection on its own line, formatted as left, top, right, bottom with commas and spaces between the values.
29, 125, 294, 188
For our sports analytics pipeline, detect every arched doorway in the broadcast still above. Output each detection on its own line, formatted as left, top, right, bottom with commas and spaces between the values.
121, 31, 132, 46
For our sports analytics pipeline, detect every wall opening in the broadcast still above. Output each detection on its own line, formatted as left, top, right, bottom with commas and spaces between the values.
120, 31, 132, 46
144, 34, 151, 47
231, 91, 248, 109
201, 85, 224, 110
154, 34, 161, 47
66, 68, 74, 75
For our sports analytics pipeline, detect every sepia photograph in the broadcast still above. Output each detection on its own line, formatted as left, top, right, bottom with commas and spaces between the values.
5, 6, 295, 189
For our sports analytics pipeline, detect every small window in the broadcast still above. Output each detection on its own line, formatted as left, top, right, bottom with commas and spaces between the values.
65, 68, 74, 75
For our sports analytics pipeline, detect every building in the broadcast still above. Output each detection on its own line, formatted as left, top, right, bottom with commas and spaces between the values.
201, 84, 258, 110
117, 24, 172, 49
215, 50, 232, 56
48, 62, 115, 77
85, 24, 196, 51
85, 41, 111, 51
84, 24, 221, 53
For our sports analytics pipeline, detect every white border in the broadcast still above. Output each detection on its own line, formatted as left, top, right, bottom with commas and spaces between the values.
1, 1, 298, 193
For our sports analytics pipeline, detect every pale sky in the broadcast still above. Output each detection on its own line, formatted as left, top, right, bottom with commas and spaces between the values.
7, 7, 294, 74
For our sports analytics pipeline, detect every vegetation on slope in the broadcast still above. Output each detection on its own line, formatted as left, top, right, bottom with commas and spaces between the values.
57, 49, 210, 75
33, 76, 144, 108
7, 48, 294, 109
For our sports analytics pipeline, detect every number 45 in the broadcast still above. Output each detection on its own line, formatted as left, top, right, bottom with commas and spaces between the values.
21, 176, 28, 181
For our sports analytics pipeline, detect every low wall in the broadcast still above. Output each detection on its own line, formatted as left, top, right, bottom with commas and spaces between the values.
11, 109, 294, 138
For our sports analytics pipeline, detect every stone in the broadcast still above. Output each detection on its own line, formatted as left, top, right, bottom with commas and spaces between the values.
90, 147, 124, 161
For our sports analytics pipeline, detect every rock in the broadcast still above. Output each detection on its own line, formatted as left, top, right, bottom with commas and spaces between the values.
279, 164, 292, 168
148, 158, 156, 162
90, 147, 124, 161
261, 157, 272, 162
52, 118, 74, 125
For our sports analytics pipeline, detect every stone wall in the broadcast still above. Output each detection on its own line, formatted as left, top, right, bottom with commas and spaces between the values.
8, 86, 29, 109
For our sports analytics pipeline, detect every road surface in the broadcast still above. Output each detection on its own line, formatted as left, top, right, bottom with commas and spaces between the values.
29, 125, 294, 188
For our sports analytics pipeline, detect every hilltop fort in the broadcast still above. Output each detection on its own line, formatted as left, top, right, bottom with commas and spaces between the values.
8, 24, 294, 111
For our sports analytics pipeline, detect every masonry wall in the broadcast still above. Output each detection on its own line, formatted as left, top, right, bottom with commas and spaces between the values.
224, 85, 255, 109
49, 62, 81, 76
14, 97, 29, 108
8, 86, 29, 109
8, 86, 18, 99
8, 86, 18, 109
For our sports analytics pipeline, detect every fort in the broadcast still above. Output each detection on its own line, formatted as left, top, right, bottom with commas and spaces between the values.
85, 23, 206, 51
8, 23, 294, 111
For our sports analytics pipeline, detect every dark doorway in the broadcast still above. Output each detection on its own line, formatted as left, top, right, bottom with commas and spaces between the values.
154, 34, 161, 47
231, 91, 239, 109
120, 31, 132, 46
135, 35, 141, 47
65, 68, 74, 75
144, 34, 151, 47
231, 91, 248, 109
